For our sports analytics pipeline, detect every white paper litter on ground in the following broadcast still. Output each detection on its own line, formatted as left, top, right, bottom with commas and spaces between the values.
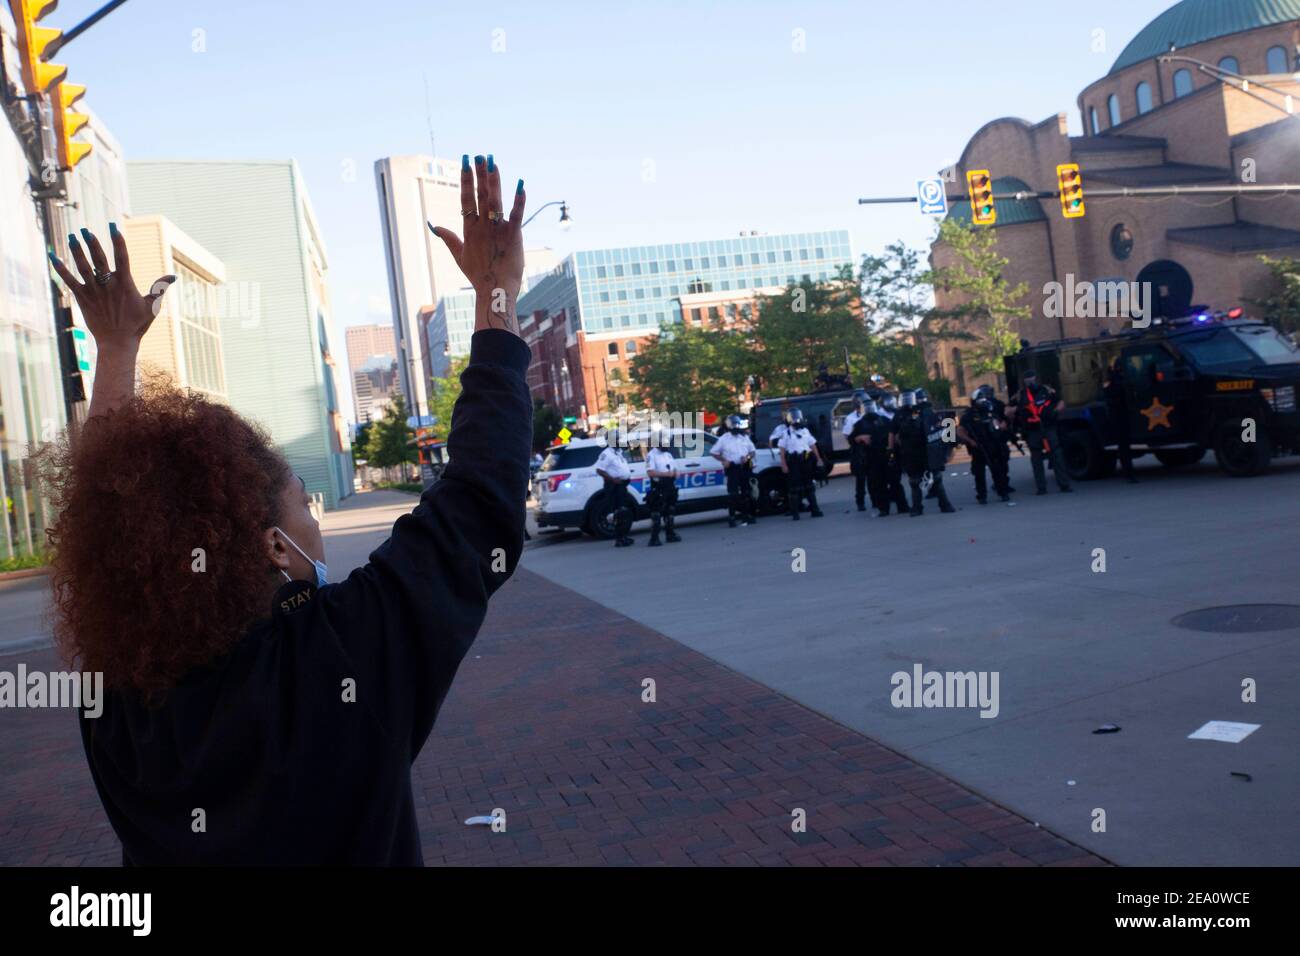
1187, 721, 1260, 743
464, 815, 495, 826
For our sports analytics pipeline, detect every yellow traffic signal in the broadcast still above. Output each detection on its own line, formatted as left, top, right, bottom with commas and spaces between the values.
8, 0, 67, 93
52, 80, 91, 169
966, 169, 996, 226
1057, 163, 1086, 218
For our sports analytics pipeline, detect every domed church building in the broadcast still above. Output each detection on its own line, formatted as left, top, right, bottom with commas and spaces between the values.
929, 0, 1300, 402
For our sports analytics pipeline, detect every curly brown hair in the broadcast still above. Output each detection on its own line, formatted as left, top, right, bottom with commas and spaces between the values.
39, 379, 291, 697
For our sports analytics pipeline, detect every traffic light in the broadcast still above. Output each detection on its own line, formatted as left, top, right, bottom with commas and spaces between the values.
966, 169, 996, 226
1057, 163, 1086, 218
51, 80, 91, 169
8, 0, 66, 94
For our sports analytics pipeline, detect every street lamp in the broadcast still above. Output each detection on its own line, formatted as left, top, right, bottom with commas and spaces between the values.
522, 201, 572, 230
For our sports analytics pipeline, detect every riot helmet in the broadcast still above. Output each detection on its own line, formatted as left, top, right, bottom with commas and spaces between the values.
972, 384, 995, 403
853, 389, 871, 412
725, 414, 749, 434
879, 393, 898, 411
912, 387, 930, 407
788, 408, 806, 427
898, 391, 918, 408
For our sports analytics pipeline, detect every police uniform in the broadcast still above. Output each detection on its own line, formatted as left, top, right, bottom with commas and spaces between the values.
958, 403, 1012, 503
847, 408, 868, 512
1013, 381, 1072, 494
778, 425, 824, 519
846, 411, 872, 512
1104, 366, 1138, 483
768, 422, 790, 449
897, 406, 956, 515
880, 405, 911, 515
595, 445, 636, 546
644, 445, 681, 546
713, 430, 758, 526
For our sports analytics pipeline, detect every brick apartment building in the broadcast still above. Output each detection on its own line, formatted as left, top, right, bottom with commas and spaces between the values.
930, 0, 1300, 402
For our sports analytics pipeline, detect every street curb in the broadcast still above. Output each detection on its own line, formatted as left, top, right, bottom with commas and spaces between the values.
0, 566, 47, 583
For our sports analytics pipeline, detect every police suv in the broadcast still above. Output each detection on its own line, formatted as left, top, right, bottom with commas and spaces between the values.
1006, 308, 1300, 478
535, 428, 782, 538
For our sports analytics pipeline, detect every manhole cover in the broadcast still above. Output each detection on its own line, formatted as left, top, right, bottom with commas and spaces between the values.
1172, 604, 1300, 633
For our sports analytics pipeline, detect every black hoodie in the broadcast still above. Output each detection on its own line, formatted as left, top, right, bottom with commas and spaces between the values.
78, 329, 532, 865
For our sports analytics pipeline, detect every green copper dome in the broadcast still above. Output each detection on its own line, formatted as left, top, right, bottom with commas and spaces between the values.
1110, 0, 1300, 73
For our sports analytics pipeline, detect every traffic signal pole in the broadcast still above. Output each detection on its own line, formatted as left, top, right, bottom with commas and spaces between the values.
42, 0, 130, 58
857, 183, 1300, 206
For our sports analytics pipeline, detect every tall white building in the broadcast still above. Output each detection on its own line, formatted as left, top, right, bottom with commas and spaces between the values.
374, 155, 464, 414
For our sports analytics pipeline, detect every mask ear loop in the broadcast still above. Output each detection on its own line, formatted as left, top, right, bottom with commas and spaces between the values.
272, 527, 294, 583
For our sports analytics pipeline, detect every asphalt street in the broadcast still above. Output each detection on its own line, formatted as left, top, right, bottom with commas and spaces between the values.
4, 461, 1295, 867
521, 453, 1300, 866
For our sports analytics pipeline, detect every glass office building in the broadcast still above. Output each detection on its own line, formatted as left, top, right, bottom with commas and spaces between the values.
568, 230, 853, 334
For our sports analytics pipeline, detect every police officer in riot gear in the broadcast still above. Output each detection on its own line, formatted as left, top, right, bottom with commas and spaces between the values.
595, 432, 637, 546
778, 408, 824, 520
1104, 360, 1139, 483
845, 390, 872, 512
712, 414, 758, 526
958, 385, 1013, 504
1009, 370, 1073, 495
644, 431, 682, 546
896, 389, 957, 516
877, 393, 912, 515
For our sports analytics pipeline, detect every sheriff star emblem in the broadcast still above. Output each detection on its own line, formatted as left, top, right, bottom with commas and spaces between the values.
1140, 397, 1175, 430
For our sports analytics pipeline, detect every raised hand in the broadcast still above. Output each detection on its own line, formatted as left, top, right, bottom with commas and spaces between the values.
49, 225, 175, 352
428, 155, 526, 336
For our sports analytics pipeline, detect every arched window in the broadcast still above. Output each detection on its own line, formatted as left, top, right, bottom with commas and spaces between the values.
1136, 81, 1153, 114
624, 340, 637, 355
1173, 69, 1193, 98
1218, 56, 1240, 75
1107, 94, 1121, 127
952, 348, 967, 396
1266, 46, 1289, 74
607, 342, 619, 357
1089, 107, 1100, 135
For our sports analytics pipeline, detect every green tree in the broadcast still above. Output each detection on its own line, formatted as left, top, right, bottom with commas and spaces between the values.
748, 267, 872, 396
629, 319, 750, 417
351, 422, 373, 465
924, 219, 1031, 378
532, 399, 564, 452
1253, 255, 1300, 334
426, 356, 469, 440
363, 393, 417, 470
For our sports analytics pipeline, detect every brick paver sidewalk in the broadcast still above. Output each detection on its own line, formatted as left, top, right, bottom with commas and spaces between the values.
0, 568, 1106, 866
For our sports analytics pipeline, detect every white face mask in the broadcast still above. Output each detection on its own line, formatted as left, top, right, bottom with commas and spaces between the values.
273, 526, 327, 588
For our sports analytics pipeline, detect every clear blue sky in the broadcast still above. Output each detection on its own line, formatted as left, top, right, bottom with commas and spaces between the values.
56, 0, 1169, 335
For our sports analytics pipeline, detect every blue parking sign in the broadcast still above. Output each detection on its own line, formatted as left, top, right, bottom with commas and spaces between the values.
917, 178, 948, 217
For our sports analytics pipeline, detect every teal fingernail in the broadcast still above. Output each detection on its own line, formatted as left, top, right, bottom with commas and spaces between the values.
474, 155, 484, 165
68, 234, 78, 246
48, 250, 57, 263
487, 154, 495, 172
461, 154, 470, 171
516, 179, 524, 195
109, 221, 119, 236
80, 227, 91, 242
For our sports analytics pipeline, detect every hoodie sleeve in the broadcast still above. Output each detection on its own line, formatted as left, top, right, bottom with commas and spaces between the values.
319, 329, 532, 757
